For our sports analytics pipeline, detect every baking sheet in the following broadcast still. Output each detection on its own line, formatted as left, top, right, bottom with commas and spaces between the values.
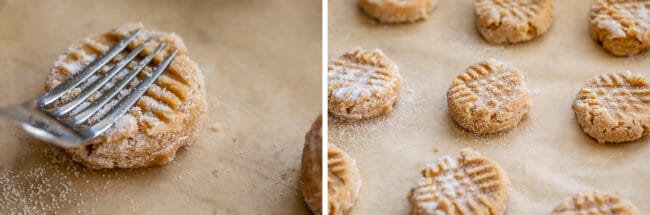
328, 0, 650, 214
0, 0, 321, 214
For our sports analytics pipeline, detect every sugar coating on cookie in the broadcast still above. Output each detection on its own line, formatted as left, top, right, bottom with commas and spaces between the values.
409, 148, 510, 215
474, 0, 554, 44
447, 59, 530, 135
573, 71, 650, 143
328, 48, 402, 121
45, 23, 207, 169
590, 0, 650, 56
328, 144, 361, 215
300, 115, 323, 214
552, 191, 639, 215
359, 0, 438, 23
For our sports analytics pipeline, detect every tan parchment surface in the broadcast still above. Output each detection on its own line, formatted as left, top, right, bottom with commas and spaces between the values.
0, 0, 321, 214
329, 0, 650, 214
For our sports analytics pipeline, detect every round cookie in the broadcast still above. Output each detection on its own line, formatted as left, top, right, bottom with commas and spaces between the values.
45, 23, 207, 169
359, 0, 438, 23
299, 115, 323, 214
474, 0, 554, 44
409, 148, 510, 215
573, 71, 650, 143
328, 48, 402, 121
552, 191, 639, 215
328, 144, 361, 215
590, 0, 650, 56
447, 59, 530, 135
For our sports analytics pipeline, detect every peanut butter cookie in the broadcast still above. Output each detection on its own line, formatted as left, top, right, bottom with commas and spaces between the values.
447, 59, 530, 135
552, 191, 639, 215
475, 0, 554, 44
300, 115, 323, 214
329, 144, 361, 215
359, 0, 438, 23
45, 23, 207, 169
409, 148, 510, 215
328, 48, 402, 121
573, 71, 650, 143
591, 0, 650, 56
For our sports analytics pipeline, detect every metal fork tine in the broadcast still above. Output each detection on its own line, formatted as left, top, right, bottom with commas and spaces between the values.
48, 38, 154, 118
37, 29, 141, 107
64, 43, 167, 128
79, 50, 178, 139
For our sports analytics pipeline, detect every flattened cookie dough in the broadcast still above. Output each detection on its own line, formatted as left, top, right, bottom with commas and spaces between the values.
552, 191, 639, 215
573, 71, 650, 143
300, 115, 323, 214
359, 0, 438, 23
447, 59, 530, 135
45, 23, 207, 169
328, 48, 402, 121
475, 0, 554, 44
591, 0, 650, 56
329, 144, 361, 215
409, 148, 510, 215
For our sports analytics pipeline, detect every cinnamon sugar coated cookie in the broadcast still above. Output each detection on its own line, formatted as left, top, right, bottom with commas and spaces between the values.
328, 144, 361, 215
474, 0, 554, 44
552, 191, 639, 215
573, 71, 650, 143
590, 0, 650, 56
447, 59, 530, 135
359, 0, 438, 23
409, 148, 510, 215
300, 115, 323, 214
44, 23, 207, 169
328, 48, 402, 121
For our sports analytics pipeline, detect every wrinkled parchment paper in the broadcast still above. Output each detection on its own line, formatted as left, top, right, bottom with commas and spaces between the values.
328, 0, 650, 214
0, 0, 321, 214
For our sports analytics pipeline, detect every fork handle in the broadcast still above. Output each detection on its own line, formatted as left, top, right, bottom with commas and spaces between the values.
0, 100, 84, 147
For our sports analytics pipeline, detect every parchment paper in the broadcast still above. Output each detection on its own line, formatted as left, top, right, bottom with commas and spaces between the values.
0, 0, 321, 214
328, 0, 650, 214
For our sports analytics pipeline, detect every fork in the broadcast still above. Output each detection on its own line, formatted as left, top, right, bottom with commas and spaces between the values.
0, 29, 178, 148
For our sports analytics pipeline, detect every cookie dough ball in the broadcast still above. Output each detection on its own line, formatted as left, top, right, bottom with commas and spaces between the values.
45, 23, 207, 169
552, 191, 639, 215
328, 144, 361, 215
328, 48, 402, 121
300, 115, 323, 214
590, 0, 650, 56
447, 59, 530, 135
409, 148, 510, 215
573, 71, 650, 143
359, 0, 438, 23
475, 0, 554, 44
